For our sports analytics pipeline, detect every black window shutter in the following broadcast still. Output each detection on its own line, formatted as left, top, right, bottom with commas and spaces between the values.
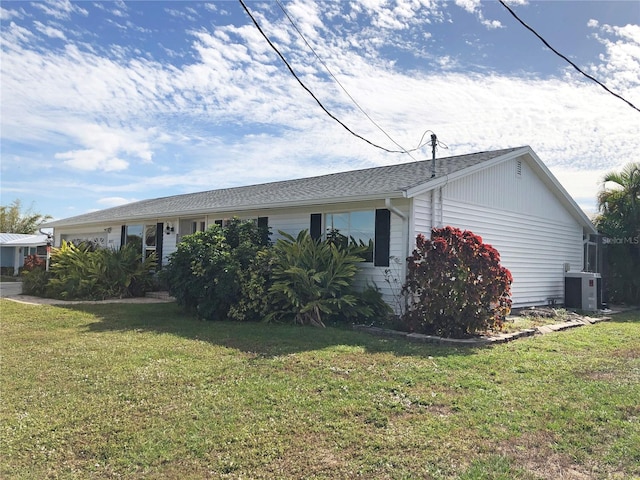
155, 223, 163, 269
257, 217, 269, 245
310, 214, 322, 240
120, 225, 126, 248
374, 209, 391, 267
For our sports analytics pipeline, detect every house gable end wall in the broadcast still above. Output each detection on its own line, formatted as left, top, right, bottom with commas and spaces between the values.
428, 156, 584, 307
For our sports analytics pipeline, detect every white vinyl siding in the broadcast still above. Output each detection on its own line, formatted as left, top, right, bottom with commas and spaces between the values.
412, 194, 432, 241
443, 157, 576, 223
440, 199, 582, 306
425, 157, 585, 307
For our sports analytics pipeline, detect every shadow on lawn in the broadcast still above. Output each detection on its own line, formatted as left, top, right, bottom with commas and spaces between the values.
69, 302, 477, 359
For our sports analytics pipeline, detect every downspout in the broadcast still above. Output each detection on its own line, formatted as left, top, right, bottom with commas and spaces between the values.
438, 186, 444, 228
385, 198, 408, 256
39, 228, 53, 272
385, 198, 410, 314
430, 189, 436, 235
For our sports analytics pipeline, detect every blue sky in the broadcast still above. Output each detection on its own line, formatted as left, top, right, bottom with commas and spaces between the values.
1, 0, 639, 222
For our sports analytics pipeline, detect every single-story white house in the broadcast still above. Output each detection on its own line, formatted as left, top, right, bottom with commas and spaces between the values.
43, 146, 597, 308
0, 233, 50, 275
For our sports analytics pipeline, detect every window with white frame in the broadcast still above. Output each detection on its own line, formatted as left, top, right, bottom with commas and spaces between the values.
325, 210, 375, 262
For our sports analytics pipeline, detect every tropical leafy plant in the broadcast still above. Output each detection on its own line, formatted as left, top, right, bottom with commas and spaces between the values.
401, 226, 512, 338
595, 162, 640, 304
44, 241, 156, 300
265, 230, 373, 327
20, 254, 49, 296
0, 199, 52, 234
45, 241, 95, 299
21, 269, 50, 296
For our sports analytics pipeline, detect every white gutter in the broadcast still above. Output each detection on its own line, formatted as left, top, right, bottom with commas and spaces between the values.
385, 198, 406, 221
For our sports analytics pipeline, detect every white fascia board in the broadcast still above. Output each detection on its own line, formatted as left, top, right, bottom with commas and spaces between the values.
523, 149, 597, 234
45, 192, 406, 230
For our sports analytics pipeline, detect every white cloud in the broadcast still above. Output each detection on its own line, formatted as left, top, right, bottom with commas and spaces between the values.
33, 21, 67, 40
54, 150, 129, 172
588, 21, 640, 95
31, 0, 88, 19
0, 7, 23, 20
454, 0, 502, 29
2, 21, 40, 49
1, 1, 638, 218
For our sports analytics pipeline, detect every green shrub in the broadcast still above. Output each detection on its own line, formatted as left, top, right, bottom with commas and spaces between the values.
339, 283, 393, 326
228, 248, 275, 322
45, 241, 156, 300
21, 268, 50, 296
401, 227, 512, 338
162, 218, 271, 321
265, 230, 374, 327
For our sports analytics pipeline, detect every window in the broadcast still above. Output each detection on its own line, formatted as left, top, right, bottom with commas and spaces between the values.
325, 211, 375, 262
311, 209, 391, 266
124, 225, 143, 253
191, 221, 206, 233
144, 224, 156, 259
121, 224, 162, 265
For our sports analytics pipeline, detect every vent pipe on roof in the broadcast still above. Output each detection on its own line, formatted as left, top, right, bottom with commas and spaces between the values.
430, 133, 437, 178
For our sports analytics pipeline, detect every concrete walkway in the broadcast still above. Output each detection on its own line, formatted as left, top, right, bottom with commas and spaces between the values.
1, 289, 175, 306
0, 281, 23, 297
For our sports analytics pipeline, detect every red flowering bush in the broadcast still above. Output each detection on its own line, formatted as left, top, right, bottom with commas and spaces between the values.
401, 226, 512, 338
22, 254, 45, 272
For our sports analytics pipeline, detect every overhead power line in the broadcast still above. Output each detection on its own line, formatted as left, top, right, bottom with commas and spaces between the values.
238, 0, 416, 155
274, 0, 419, 159
498, 0, 639, 114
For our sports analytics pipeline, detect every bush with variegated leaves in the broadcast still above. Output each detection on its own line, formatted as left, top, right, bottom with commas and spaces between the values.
401, 226, 512, 338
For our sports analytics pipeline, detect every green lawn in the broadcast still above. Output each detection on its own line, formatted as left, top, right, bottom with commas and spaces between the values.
1, 300, 638, 479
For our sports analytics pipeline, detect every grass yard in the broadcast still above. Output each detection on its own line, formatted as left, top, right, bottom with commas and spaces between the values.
1, 300, 638, 479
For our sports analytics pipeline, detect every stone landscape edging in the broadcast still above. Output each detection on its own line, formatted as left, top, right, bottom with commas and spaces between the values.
352, 315, 612, 346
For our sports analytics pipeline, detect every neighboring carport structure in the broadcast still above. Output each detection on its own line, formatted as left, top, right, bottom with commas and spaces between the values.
0, 233, 49, 276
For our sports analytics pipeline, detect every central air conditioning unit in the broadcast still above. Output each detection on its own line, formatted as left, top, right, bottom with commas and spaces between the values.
564, 272, 601, 312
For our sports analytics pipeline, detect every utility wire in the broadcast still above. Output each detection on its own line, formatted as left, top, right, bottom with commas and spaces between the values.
275, 0, 419, 159
498, 0, 639, 114
416, 129, 448, 151
238, 0, 417, 155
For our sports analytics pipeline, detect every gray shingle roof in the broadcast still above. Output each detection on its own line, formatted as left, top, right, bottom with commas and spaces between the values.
44, 147, 524, 227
